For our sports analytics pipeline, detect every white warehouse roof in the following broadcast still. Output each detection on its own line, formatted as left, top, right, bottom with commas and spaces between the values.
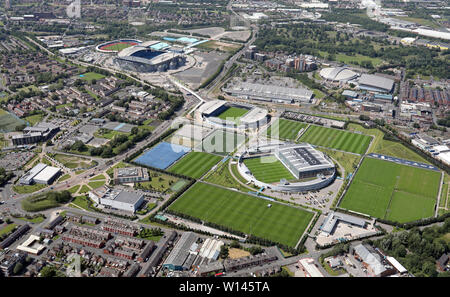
33, 166, 61, 184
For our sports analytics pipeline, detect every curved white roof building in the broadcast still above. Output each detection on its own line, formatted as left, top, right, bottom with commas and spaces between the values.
320, 67, 358, 82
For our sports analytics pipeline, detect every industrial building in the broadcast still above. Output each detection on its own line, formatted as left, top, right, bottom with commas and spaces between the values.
113, 167, 149, 185
358, 74, 395, 94
198, 238, 224, 261
351, 244, 395, 277
298, 258, 324, 277
12, 122, 59, 146
19, 163, 61, 185
223, 82, 313, 104
163, 232, 198, 271
88, 186, 145, 213
320, 212, 367, 235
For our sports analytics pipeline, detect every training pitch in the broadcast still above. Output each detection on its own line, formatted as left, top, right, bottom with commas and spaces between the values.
168, 152, 223, 179
298, 125, 372, 155
134, 142, 191, 169
339, 157, 441, 223
169, 182, 314, 247
266, 119, 308, 141
243, 155, 295, 183
196, 129, 245, 156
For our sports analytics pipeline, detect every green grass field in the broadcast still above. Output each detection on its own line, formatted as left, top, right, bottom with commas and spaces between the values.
339, 157, 440, 223
88, 180, 106, 189
0, 109, 27, 132
24, 113, 45, 126
81, 72, 106, 81
347, 123, 429, 163
216, 107, 249, 124
168, 152, 222, 179
51, 154, 96, 169
299, 125, 371, 155
169, 182, 314, 247
0, 224, 17, 237
243, 156, 294, 183
266, 119, 308, 141
197, 130, 246, 156
13, 183, 47, 194
58, 174, 71, 182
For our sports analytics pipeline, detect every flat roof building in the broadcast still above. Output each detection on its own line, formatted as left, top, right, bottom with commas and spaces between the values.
88, 186, 145, 213
275, 143, 335, 179
32, 165, 61, 185
163, 232, 198, 271
113, 167, 149, 185
320, 212, 366, 234
16, 235, 46, 255
224, 82, 313, 104
19, 163, 47, 185
358, 74, 395, 94
298, 258, 324, 277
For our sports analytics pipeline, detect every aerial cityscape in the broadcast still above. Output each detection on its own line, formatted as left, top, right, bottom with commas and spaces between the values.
0, 0, 449, 285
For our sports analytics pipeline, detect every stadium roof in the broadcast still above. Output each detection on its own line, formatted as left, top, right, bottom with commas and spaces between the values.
320, 67, 358, 82
358, 74, 394, 93
276, 143, 334, 173
240, 107, 268, 124
118, 41, 160, 57
198, 100, 227, 115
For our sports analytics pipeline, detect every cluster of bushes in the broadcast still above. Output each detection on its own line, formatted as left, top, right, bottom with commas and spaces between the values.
0, 168, 15, 187
371, 218, 450, 277
21, 191, 72, 212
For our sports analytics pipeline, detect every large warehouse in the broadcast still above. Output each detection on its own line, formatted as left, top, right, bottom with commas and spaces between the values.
114, 40, 186, 73
88, 186, 145, 213
357, 74, 395, 93
19, 163, 61, 185
320, 67, 358, 82
223, 82, 313, 104
238, 143, 336, 192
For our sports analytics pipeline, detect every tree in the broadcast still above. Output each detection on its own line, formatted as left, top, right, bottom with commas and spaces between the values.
131, 127, 139, 135
219, 245, 229, 259
15, 124, 26, 132
13, 262, 23, 275
40, 266, 58, 277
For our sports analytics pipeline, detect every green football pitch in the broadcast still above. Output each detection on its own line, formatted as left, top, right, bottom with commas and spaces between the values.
298, 125, 372, 155
169, 182, 315, 247
196, 130, 246, 156
168, 152, 223, 179
243, 156, 295, 183
266, 119, 308, 141
339, 157, 441, 223
217, 107, 249, 124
